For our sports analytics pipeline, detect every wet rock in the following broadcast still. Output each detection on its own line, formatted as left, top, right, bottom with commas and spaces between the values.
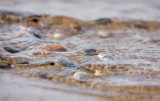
133, 21, 149, 29
41, 16, 84, 31
30, 44, 67, 52
81, 49, 99, 56
23, 14, 45, 27
58, 58, 76, 68
90, 18, 112, 25
0, 11, 22, 24
37, 72, 48, 79
96, 30, 113, 38
3, 46, 23, 53
73, 72, 91, 81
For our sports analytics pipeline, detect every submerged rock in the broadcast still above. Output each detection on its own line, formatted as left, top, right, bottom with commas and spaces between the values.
37, 72, 48, 79
13, 58, 29, 64
3, 46, 23, 53
94, 18, 112, 25
81, 49, 99, 56
28, 28, 42, 38
58, 58, 76, 68
41, 16, 84, 30
30, 44, 67, 52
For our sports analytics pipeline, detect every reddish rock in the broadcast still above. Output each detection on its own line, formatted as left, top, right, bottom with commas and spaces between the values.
30, 45, 67, 52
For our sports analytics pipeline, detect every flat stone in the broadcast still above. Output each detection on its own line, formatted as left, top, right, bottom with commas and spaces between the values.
30, 45, 67, 52
3, 46, 23, 53
94, 18, 112, 25
82, 49, 99, 56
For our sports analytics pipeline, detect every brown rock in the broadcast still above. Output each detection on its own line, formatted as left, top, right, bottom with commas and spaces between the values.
30, 45, 67, 52
43, 16, 84, 30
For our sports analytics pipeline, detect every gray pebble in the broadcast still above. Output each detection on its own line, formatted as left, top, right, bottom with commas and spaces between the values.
58, 58, 76, 68
37, 72, 48, 79
83, 49, 99, 56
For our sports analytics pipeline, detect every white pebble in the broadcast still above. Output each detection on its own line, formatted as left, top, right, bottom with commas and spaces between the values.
53, 32, 64, 39
98, 53, 106, 60
73, 72, 90, 81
